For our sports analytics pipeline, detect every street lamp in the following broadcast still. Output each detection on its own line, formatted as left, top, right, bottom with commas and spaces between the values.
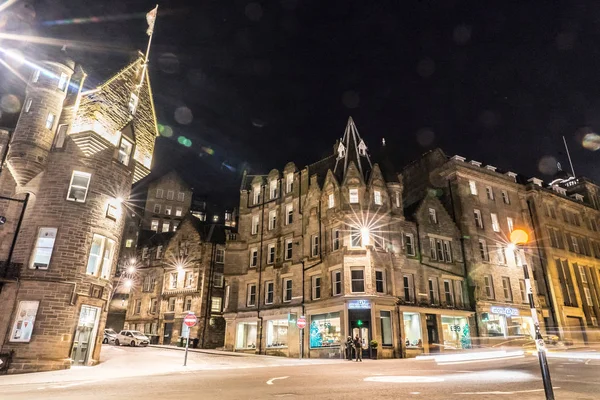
510, 229, 554, 400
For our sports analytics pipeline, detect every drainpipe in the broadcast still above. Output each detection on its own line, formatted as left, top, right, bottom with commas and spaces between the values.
256, 184, 266, 354
201, 239, 216, 348
447, 181, 480, 337
4, 193, 29, 271
527, 198, 558, 333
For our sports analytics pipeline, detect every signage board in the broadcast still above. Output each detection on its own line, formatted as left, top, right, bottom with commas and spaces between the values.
297, 316, 306, 329
490, 306, 520, 316
348, 300, 371, 310
184, 313, 198, 327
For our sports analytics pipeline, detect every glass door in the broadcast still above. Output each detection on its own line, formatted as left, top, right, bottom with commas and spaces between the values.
71, 305, 100, 365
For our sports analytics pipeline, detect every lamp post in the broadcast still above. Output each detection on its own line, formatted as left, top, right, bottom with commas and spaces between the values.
509, 229, 554, 400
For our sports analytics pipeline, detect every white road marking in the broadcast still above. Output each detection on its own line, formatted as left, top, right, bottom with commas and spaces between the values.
267, 376, 290, 385
455, 387, 560, 395
410, 392, 421, 395
364, 376, 445, 383
38, 380, 103, 390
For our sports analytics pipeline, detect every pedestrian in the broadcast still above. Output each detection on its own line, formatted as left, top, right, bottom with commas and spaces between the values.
353, 334, 362, 362
345, 336, 354, 360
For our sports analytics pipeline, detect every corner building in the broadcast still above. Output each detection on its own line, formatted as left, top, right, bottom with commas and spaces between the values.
0, 49, 157, 373
223, 119, 472, 358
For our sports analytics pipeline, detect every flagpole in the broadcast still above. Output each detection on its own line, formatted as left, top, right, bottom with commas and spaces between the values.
134, 5, 157, 115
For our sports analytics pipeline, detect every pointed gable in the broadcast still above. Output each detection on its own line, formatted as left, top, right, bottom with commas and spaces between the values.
71, 55, 158, 183
333, 117, 373, 182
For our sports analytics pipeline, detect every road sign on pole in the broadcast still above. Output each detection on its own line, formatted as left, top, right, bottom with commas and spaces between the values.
183, 313, 197, 366
296, 316, 306, 329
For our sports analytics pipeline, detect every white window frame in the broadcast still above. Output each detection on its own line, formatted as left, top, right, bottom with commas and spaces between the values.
285, 239, 293, 260
156, 245, 163, 259
443, 279, 454, 305
479, 239, 489, 261
211, 297, 222, 313
333, 229, 340, 251
429, 208, 437, 224
502, 277, 512, 301
45, 112, 55, 130
312, 276, 321, 300
265, 281, 274, 304
405, 233, 415, 256
253, 185, 260, 204
486, 186, 494, 200
311, 235, 319, 257
58, 72, 68, 90
213, 272, 224, 288
474, 209, 483, 228
578, 265, 588, 283
177, 192, 185, 202
167, 190, 174, 200
128, 93, 138, 114
216, 248, 225, 264
584, 287, 593, 306
507, 217, 514, 233
175, 207, 183, 217
156, 188, 164, 198
268, 210, 276, 230
374, 190, 382, 205
286, 173, 294, 193
251, 215, 259, 235
469, 180, 478, 195
30, 227, 58, 270
491, 213, 500, 232
161, 221, 170, 233
502, 190, 510, 204
168, 297, 176, 311
283, 278, 292, 302
66, 171, 91, 202
286, 204, 293, 225
151, 219, 159, 231
375, 269, 386, 293
165, 205, 172, 215
32, 69, 40, 82
484, 275, 494, 299
395, 192, 401, 208
332, 270, 342, 296
350, 267, 365, 293
267, 243, 275, 264
247, 284, 257, 307
86, 234, 115, 279
328, 193, 334, 209
497, 246, 507, 265
270, 179, 277, 199
443, 240, 452, 262
349, 188, 359, 204
185, 271, 195, 288
250, 248, 258, 267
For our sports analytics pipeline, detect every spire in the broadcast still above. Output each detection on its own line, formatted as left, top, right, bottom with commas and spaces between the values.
333, 116, 373, 179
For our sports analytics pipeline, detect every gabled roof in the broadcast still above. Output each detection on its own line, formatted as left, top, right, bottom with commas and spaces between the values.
333, 117, 373, 182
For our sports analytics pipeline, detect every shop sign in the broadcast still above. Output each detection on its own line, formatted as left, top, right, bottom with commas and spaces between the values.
348, 300, 371, 309
491, 306, 520, 316
450, 325, 461, 332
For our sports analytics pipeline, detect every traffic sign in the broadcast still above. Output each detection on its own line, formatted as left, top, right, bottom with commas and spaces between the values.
297, 316, 306, 329
184, 313, 197, 327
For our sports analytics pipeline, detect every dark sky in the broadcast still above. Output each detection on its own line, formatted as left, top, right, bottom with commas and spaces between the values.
2, 0, 600, 184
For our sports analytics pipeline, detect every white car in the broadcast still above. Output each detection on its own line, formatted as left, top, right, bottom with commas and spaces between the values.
115, 330, 149, 347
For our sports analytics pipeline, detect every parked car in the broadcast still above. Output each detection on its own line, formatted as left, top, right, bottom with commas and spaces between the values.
103, 328, 118, 344
115, 330, 150, 347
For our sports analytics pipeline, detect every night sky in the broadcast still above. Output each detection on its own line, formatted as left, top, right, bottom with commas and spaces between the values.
1, 1, 600, 186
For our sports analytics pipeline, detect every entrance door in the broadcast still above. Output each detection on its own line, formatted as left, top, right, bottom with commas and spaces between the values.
71, 305, 100, 366
566, 316, 586, 344
348, 309, 371, 358
426, 314, 439, 352
163, 323, 173, 345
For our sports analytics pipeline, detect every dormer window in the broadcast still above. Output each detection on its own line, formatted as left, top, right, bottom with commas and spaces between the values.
253, 185, 260, 204
349, 188, 359, 204
117, 135, 133, 166
337, 142, 346, 159
374, 190, 382, 205
358, 139, 367, 156
128, 93, 139, 114
286, 173, 294, 193
269, 179, 277, 200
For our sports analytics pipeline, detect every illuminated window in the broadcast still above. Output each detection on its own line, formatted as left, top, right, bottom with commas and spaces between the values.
24, 98, 32, 112
161, 222, 169, 232
469, 180, 478, 195
286, 173, 293, 193
175, 207, 182, 217
270, 179, 277, 199
328, 193, 334, 209
349, 188, 359, 204
128, 93, 138, 114
429, 208, 437, 224
58, 72, 68, 90
491, 213, 500, 232
30, 228, 57, 270
117, 136, 133, 166
86, 234, 115, 279
213, 272, 224, 288
32, 69, 40, 82
374, 190, 382, 205
125, 239, 133, 248
45, 112, 55, 129
211, 297, 222, 313
150, 219, 159, 231
165, 205, 172, 215
67, 171, 91, 202
507, 217, 514, 233
268, 210, 276, 230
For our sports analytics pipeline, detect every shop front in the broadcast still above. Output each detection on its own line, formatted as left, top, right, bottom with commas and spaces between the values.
479, 306, 535, 344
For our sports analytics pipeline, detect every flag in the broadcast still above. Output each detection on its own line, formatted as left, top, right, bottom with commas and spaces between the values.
146, 6, 158, 36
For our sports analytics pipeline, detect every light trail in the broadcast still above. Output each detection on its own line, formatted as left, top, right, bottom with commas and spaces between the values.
0, 32, 133, 55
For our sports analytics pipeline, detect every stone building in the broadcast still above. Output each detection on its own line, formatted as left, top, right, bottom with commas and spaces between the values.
0, 48, 157, 373
123, 215, 228, 348
526, 171, 600, 343
222, 118, 472, 359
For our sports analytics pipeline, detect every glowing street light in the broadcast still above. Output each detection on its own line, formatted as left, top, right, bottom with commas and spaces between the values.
124, 279, 132, 288
510, 229, 554, 400
360, 227, 370, 247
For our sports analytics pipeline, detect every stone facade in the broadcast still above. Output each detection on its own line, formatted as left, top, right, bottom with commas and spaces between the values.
123, 216, 227, 348
0, 50, 157, 373
223, 119, 472, 359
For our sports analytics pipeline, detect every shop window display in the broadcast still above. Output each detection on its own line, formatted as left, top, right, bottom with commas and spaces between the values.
309, 312, 341, 348
267, 319, 288, 348
236, 322, 257, 349
403, 312, 422, 348
441, 316, 471, 349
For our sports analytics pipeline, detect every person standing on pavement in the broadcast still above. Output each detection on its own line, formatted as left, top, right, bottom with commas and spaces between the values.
345, 336, 354, 360
353, 334, 362, 362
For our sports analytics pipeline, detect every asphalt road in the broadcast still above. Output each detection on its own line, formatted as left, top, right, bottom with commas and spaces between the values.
1, 346, 599, 399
